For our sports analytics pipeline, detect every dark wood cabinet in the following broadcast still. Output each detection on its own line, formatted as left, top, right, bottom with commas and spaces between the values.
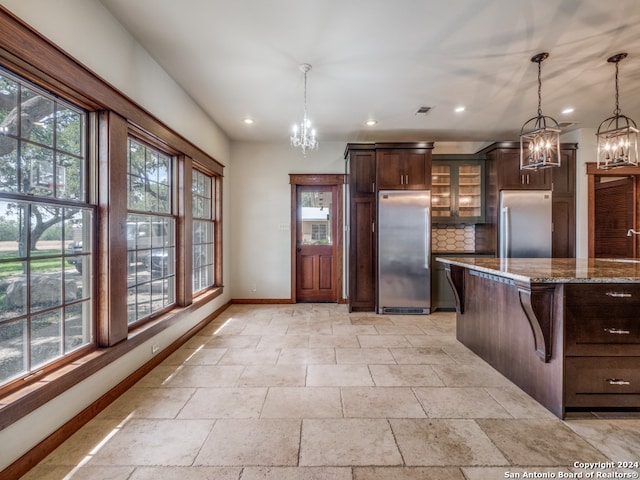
345, 142, 433, 312
446, 259, 640, 417
376, 145, 432, 190
484, 144, 551, 190
564, 283, 640, 410
350, 149, 377, 196
349, 197, 376, 310
432, 156, 485, 224
479, 142, 577, 257
551, 145, 577, 257
346, 145, 377, 312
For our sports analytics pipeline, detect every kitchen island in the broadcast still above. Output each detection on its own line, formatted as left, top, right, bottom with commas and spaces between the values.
436, 257, 640, 418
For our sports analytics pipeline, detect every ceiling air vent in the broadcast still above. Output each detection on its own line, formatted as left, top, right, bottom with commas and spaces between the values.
558, 122, 578, 128
415, 106, 432, 115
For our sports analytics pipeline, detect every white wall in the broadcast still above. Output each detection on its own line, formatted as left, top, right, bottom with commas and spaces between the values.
229, 141, 345, 299
228, 136, 595, 301
0, 0, 232, 470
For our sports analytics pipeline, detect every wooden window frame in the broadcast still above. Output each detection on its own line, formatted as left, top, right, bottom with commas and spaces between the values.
191, 167, 219, 294
0, 6, 225, 432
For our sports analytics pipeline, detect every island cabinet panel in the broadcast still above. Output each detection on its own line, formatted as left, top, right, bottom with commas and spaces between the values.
564, 283, 640, 409
455, 269, 565, 418
439, 257, 640, 418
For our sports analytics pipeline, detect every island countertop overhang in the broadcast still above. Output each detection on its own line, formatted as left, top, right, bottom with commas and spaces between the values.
435, 257, 640, 284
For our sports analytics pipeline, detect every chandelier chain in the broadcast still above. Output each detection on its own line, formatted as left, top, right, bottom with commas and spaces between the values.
303, 67, 308, 120
537, 59, 542, 116
614, 60, 621, 116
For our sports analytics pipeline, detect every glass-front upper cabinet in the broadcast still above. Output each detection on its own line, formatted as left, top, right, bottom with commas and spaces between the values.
431, 157, 484, 223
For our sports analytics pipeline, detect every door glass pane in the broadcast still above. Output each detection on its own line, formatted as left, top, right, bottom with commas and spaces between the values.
300, 191, 332, 245
458, 164, 482, 218
432, 165, 451, 219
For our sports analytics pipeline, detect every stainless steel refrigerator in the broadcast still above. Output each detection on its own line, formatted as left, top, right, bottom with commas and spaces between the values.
499, 190, 552, 258
378, 190, 431, 314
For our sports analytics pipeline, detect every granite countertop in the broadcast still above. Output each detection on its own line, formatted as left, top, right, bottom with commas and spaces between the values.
435, 257, 640, 283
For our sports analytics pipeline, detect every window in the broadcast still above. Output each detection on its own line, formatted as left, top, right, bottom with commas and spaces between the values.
0, 67, 92, 387
192, 168, 216, 293
311, 223, 327, 241
126, 138, 175, 324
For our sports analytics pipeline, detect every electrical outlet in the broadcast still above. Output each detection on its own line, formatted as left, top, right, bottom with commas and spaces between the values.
250, 283, 257, 292
151, 344, 160, 355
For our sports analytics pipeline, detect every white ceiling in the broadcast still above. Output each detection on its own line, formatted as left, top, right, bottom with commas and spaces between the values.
98, 0, 640, 145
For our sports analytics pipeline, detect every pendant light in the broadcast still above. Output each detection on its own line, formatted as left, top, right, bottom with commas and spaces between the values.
290, 63, 318, 155
519, 52, 561, 170
596, 53, 638, 169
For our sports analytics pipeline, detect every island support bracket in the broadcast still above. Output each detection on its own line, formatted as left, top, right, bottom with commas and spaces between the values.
444, 264, 465, 314
517, 283, 556, 362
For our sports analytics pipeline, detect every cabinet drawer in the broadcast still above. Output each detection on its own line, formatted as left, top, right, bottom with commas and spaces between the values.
565, 283, 640, 306
565, 283, 640, 355
566, 312, 640, 355
565, 357, 640, 409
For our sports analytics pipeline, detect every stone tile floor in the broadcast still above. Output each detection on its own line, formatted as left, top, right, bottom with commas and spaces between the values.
22, 304, 640, 479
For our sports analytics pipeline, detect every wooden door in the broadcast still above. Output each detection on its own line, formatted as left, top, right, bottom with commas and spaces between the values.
594, 177, 635, 258
295, 184, 339, 302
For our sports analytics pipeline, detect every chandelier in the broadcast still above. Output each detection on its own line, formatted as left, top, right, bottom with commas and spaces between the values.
519, 52, 561, 170
290, 63, 318, 154
596, 53, 638, 169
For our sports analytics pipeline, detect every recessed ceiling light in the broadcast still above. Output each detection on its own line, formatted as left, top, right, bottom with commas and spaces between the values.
454, 106, 465, 113
365, 119, 378, 126
562, 108, 574, 115
243, 117, 254, 125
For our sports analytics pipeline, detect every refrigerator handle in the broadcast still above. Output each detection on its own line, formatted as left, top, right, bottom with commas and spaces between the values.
500, 206, 510, 258
424, 207, 430, 269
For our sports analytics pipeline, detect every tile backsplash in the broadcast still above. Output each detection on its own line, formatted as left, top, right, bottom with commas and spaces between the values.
432, 224, 475, 252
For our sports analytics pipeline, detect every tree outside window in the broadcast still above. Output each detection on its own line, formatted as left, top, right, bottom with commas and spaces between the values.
126, 138, 175, 324
0, 67, 92, 387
